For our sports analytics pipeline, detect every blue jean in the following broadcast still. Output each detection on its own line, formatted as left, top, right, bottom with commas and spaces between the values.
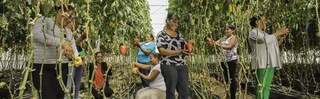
161, 63, 189, 99
138, 62, 150, 87
65, 66, 83, 99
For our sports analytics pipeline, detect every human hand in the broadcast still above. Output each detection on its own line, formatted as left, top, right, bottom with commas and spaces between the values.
181, 49, 192, 55
131, 62, 137, 68
107, 61, 113, 68
133, 38, 140, 47
206, 37, 214, 45
63, 41, 74, 59
134, 38, 140, 43
214, 41, 220, 46
134, 41, 141, 47
80, 27, 89, 39
67, 21, 75, 32
132, 67, 139, 75
275, 27, 289, 37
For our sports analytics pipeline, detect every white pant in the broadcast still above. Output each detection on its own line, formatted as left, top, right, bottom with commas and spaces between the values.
135, 87, 166, 99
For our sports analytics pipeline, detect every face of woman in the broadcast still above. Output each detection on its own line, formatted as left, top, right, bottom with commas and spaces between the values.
57, 10, 75, 27
95, 53, 103, 64
149, 55, 158, 65
224, 27, 235, 37
145, 34, 153, 42
167, 18, 179, 31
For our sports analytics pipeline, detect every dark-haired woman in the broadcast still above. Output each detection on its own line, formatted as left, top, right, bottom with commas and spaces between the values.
133, 33, 156, 87
248, 15, 288, 99
156, 12, 192, 99
208, 24, 238, 99
88, 52, 114, 99
32, 5, 76, 99
133, 53, 166, 99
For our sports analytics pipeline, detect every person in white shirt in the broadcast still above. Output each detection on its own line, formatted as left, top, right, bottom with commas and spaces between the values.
132, 53, 166, 99
133, 33, 156, 87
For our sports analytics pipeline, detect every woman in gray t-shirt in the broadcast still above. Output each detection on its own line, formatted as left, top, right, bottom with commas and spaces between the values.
32, 5, 76, 99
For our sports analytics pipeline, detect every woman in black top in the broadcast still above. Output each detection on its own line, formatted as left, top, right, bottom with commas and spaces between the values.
88, 52, 113, 98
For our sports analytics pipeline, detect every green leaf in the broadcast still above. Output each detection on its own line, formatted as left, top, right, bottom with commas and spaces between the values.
215, 4, 219, 11
0, 14, 8, 28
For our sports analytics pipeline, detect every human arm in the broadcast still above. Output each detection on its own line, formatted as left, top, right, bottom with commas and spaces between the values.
274, 27, 289, 37
156, 32, 191, 56
75, 27, 89, 45
135, 42, 153, 56
133, 62, 151, 70
136, 70, 160, 82
88, 63, 94, 80
249, 29, 277, 44
249, 27, 288, 44
158, 47, 191, 56
215, 36, 238, 50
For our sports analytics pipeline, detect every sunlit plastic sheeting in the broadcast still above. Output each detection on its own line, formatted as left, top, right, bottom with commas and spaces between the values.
0, 49, 27, 70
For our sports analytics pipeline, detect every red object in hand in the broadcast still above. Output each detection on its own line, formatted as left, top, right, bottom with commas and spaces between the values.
185, 43, 193, 53
119, 45, 127, 55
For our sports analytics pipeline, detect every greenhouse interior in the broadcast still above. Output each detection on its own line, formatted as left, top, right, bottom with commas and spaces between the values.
0, 0, 320, 99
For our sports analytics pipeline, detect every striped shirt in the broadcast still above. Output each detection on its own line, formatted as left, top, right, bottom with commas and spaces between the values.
156, 30, 187, 66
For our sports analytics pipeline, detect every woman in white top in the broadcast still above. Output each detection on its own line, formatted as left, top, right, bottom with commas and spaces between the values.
207, 24, 238, 99
133, 53, 166, 99
248, 15, 289, 99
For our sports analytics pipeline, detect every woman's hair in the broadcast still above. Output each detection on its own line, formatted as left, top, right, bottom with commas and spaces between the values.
119, 43, 123, 47
249, 14, 264, 27
152, 53, 161, 60
165, 12, 179, 29
146, 33, 154, 39
95, 52, 103, 57
225, 23, 236, 30
249, 16, 258, 27
166, 12, 179, 20
55, 5, 75, 12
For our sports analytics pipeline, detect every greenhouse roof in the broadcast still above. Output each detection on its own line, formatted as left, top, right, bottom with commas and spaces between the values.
148, 0, 169, 36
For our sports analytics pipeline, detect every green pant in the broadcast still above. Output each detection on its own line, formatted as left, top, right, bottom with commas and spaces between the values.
256, 67, 275, 99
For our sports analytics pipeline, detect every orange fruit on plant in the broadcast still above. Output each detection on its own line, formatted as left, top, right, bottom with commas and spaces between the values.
119, 44, 127, 55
